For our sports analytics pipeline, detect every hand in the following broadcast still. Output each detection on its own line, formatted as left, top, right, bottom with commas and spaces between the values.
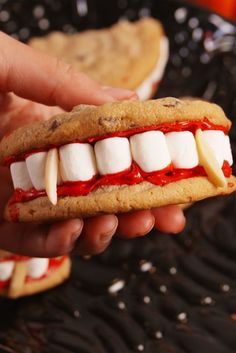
0, 32, 186, 257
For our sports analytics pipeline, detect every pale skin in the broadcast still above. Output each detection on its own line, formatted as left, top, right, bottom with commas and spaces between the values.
0, 32, 186, 257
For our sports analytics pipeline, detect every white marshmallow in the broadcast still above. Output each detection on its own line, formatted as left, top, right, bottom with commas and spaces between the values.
130, 131, 171, 172
59, 143, 97, 182
10, 161, 33, 191
26, 258, 49, 279
165, 131, 199, 169
26, 152, 47, 190
136, 37, 169, 101
95, 137, 132, 175
224, 135, 233, 166
202, 130, 225, 167
0, 261, 14, 281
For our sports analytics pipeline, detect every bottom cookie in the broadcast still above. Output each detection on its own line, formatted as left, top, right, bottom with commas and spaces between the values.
6, 176, 236, 222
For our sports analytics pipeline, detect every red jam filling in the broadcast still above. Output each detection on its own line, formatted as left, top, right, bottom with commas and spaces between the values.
0, 255, 29, 262
9, 161, 232, 206
6, 119, 232, 208
4, 118, 229, 166
0, 279, 10, 290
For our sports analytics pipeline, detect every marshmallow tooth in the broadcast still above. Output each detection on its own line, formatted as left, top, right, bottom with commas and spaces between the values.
224, 135, 233, 166
26, 152, 47, 190
10, 161, 33, 190
195, 129, 226, 187
45, 148, 59, 205
26, 258, 49, 279
0, 261, 15, 281
165, 131, 199, 169
95, 137, 132, 175
60, 143, 97, 182
130, 131, 171, 172
202, 130, 225, 167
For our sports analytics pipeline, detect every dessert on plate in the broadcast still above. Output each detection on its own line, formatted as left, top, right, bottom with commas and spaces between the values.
0, 250, 71, 298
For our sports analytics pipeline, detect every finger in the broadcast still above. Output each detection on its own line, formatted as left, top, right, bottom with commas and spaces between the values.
0, 168, 12, 217
102, 86, 138, 101
0, 32, 136, 110
0, 93, 64, 139
117, 210, 155, 238
152, 205, 186, 234
0, 219, 83, 257
73, 215, 118, 255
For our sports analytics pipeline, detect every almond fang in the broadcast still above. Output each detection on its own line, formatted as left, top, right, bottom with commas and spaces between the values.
45, 148, 58, 205
195, 129, 226, 187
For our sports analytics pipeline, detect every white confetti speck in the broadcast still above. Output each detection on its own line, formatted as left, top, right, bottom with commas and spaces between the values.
169, 267, 177, 275
117, 301, 126, 310
155, 331, 163, 339
74, 310, 80, 318
108, 279, 125, 294
177, 312, 187, 322
143, 296, 151, 304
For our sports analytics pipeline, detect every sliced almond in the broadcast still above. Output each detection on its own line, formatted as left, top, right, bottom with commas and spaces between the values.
8, 261, 27, 299
195, 129, 226, 187
45, 148, 58, 205
57, 161, 62, 185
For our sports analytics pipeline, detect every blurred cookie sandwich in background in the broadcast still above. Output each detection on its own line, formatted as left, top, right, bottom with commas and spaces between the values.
29, 17, 169, 100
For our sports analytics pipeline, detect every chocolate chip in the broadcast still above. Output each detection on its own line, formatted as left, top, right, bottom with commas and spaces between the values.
163, 99, 181, 108
75, 54, 86, 62
50, 119, 61, 131
129, 123, 139, 128
98, 116, 117, 126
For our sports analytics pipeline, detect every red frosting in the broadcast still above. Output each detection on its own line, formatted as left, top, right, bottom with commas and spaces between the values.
9, 161, 232, 207
0, 279, 10, 290
4, 118, 228, 166
0, 255, 29, 262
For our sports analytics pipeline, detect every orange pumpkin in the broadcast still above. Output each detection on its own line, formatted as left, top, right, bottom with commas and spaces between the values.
191, 0, 236, 19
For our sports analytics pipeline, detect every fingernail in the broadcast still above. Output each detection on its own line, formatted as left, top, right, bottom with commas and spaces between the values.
135, 215, 155, 237
99, 232, 114, 244
70, 220, 84, 243
98, 217, 118, 244
102, 86, 138, 101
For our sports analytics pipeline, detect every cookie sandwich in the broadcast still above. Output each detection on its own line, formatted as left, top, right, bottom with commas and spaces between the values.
0, 250, 71, 298
0, 97, 235, 223
29, 17, 169, 100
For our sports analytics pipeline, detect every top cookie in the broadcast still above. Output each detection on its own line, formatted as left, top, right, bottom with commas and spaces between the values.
28, 18, 165, 92
0, 97, 230, 163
